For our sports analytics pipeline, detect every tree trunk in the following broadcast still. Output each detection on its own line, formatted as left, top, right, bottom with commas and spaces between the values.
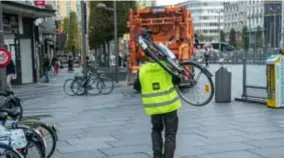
107, 42, 110, 67
102, 43, 106, 67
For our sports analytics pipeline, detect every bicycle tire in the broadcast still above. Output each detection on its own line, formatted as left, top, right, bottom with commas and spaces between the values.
0, 143, 23, 158
71, 79, 85, 96
12, 120, 57, 158
63, 79, 76, 96
99, 76, 114, 95
86, 76, 102, 95
8, 124, 46, 158
176, 61, 214, 106
22, 138, 45, 158
35, 123, 57, 158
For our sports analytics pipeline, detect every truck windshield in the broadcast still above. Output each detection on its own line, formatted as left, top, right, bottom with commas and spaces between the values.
157, 43, 176, 59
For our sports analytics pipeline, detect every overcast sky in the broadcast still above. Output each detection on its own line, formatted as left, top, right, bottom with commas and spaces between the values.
156, 0, 187, 6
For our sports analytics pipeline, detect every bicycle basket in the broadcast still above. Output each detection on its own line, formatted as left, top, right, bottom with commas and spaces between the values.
0, 128, 27, 149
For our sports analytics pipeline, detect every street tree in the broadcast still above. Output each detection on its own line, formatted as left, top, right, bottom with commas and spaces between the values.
229, 29, 236, 47
256, 25, 263, 48
88, 1, 136, 65
242, 26, 249, 51
63, 17, 69, 33
88, 1, 137, 48
66, 12, 79, 53
220, 31, 225, 42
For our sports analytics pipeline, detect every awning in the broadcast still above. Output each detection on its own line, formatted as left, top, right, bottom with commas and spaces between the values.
2, 1, 56, 18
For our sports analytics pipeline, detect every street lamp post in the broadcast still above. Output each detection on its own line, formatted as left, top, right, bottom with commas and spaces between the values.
218, 11, 221, 56
0, 1, 6, 92
81, 1, 87, 94
97, 1, 119, 83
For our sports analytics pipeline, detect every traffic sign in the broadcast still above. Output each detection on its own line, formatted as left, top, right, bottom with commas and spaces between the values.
0, 48, 11, 67
34, 0, 45, 6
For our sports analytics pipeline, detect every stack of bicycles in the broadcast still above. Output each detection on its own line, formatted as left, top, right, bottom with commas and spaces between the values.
0, 90, 58, 158
63, 67, 114, 96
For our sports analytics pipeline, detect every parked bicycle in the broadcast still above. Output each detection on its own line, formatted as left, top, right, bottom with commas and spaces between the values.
0, 90, 58, 158
63, 67, 114, 96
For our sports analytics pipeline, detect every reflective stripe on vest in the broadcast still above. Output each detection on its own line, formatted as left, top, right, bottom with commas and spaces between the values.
141, 87, 175, 98
143, 96, 179, 108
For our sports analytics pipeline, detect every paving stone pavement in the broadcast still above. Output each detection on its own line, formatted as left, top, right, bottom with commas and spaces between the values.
11, 64, 284, 158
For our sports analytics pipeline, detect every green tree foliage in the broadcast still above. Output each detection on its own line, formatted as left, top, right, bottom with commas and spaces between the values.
229, 29, 236, 47
66, 12, 79, 52
242, 26, 249, 51
88, 1, 137, 50
63, 17, 69, 33
220, 31, 225, 42
256, 25, 263, 48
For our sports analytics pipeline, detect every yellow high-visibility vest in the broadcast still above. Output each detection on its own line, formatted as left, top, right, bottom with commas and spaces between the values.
139, 62, 181, 115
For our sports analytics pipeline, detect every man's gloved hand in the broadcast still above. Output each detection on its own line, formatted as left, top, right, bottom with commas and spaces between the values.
172, 74, 181, 85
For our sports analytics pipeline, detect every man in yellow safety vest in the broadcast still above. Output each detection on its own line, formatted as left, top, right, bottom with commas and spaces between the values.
136, 59, 182, 158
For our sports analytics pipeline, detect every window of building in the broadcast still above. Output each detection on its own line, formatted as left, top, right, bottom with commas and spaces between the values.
202, 16, 209, 20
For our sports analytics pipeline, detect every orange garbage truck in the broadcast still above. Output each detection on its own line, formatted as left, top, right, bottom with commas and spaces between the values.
127, 6, 195, 86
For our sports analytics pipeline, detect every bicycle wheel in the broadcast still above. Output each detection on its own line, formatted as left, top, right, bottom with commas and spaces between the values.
71, 79, 85, 96
98, 76, 114, 95
35, 123, 57, 158
86, 76, 101, 95
7, 124, 46, 158
21, 138, 45, 158
63, 79, 76, 96
0, 143, 23, 158
176, 61, 214, 106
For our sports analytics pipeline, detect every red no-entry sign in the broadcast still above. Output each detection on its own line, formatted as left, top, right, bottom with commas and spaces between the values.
0, 48, 11, 67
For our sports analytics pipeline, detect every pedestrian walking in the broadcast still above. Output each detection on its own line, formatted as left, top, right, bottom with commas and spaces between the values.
6, 59, 16, 91
136, 55, 182, 158
43, 55, 50, 83
204, 48, 210, 67
67, 56, 73, 72
52, 56, 59, 75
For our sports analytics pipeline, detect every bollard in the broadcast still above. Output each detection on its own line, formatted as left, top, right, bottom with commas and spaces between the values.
215, 65, 232, 103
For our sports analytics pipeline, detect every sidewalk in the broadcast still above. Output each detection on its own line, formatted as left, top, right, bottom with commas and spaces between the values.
4, 64, 284, 158
11, 68, 75, 101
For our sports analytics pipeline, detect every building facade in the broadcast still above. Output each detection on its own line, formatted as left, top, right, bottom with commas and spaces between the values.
2, 1, 55, 85
224, 0, 281, 48
224, 2, 247, 33
263, 1, 282, 48
281, 0, 284, 48
57, 0, 77, 20
176, 0, 224, 41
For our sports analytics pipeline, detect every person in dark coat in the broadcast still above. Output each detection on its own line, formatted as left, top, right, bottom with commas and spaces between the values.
52, 56, 59, 75
6, 59, 16, 91
43, 56, 50, 83
68, 56, 73, 72
204, 48, 210, 67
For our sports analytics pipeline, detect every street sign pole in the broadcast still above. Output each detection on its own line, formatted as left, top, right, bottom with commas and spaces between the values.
0, 2, 7, 92
114, 0, 119, 83
81, 1, 87, 95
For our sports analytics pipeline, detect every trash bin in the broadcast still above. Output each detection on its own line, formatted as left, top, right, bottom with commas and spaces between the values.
215, 66, 232, 103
